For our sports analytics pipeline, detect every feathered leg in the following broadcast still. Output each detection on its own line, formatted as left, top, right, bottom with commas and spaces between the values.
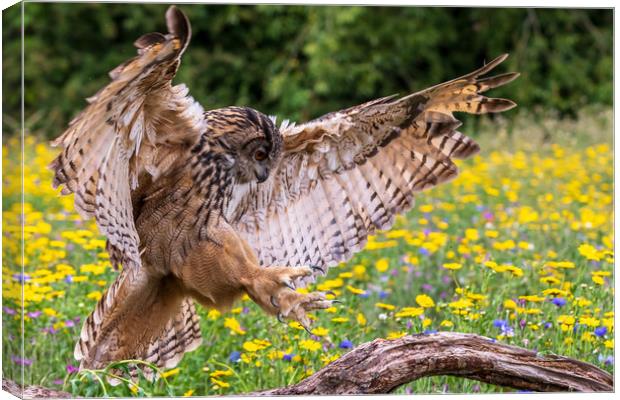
75, 267, 201, 378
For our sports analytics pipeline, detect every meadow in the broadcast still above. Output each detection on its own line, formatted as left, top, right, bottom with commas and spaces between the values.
2, 108, 614, 396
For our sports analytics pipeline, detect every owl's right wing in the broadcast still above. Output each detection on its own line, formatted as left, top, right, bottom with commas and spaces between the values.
231, 54, 518, 280
50, 6, 204, 269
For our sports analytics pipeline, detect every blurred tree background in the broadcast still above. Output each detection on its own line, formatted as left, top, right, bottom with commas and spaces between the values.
2, 3, 613, 138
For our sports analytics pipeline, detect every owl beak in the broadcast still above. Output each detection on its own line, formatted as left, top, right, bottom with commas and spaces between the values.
255, 169, 269, 183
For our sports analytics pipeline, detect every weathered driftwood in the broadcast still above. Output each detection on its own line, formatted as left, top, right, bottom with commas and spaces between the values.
2, 332, 613, 398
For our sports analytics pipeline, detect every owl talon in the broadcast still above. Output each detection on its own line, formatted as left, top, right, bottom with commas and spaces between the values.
277, 312, 285, 323
282, 280, 295, 291
270, 295, 279, 308
310, 265, 325, 274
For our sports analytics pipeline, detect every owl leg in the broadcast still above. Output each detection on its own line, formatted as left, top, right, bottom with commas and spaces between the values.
242, 266, 339, 331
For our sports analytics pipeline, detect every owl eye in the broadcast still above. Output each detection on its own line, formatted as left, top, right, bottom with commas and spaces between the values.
254, 149, 268, 161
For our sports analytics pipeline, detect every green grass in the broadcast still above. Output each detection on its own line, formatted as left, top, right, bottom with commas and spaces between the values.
2, 107, 614, 396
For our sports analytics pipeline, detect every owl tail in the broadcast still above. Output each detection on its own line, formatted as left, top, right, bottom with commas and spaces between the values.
74, 266, 202, 380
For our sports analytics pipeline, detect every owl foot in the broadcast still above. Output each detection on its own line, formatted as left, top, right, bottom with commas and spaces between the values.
243, 266, 339, 331
272, 290, 338, 332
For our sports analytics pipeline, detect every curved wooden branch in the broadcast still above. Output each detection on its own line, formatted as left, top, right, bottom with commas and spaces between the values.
2, 378, 71, 399
3, 332, 613, 398
257, 332, 613, 395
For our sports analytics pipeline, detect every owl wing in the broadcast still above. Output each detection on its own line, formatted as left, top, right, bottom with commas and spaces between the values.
50, 6, 204, 269
231, 54, 518, 280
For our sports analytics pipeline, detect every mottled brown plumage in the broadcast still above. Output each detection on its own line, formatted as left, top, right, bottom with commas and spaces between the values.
50, 6, 518, 378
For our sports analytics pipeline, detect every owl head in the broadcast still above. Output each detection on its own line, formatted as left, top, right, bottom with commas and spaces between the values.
203, 107, 283, 184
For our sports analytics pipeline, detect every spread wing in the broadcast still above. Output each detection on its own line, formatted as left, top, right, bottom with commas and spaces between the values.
49, 6, 204, 269
230, 54, 518, 280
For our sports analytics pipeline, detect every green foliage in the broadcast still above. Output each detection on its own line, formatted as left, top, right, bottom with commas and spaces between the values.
2, 4, 612, 138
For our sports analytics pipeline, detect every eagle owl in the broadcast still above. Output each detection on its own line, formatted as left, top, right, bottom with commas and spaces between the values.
50, 6, 518, 374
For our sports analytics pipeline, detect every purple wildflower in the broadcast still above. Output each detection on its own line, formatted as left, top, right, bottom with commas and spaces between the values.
339, 340, 353, 349
552, 297, 567, 307
421, 283, 433, 292
3, 306, 16, 315
27, 311, 42, 319
282, 353, 294, 361
229, 351, 241, 362
11, 356, 33, 366
594, 326, 608, 337
12, 273, 30, 283
66, 364, 78, 374
493, 319, 514, 336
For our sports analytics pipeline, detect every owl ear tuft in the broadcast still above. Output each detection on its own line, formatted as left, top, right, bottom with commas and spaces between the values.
166, 6, 191, 54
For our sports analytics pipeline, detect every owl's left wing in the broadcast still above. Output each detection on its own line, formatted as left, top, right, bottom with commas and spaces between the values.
230, 54, 518, 279
50, 6, 203, 269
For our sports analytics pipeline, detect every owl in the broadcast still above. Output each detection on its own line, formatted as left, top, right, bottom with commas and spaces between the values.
50, 6, 518, 375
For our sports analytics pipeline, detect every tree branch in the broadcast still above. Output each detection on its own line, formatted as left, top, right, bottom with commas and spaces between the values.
256, 332, 613, 395
3, 332, 613, 398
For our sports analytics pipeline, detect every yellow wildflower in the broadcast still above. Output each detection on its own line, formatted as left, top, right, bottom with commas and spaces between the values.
299, 339, 321, 352
311, 327, 329, 337
395, 307, 424, 318
443, 262, 462, 270
375, 258, 389, 273
223, 317, 246, 335
210, 377, 230, 388
386, 331, 407, 340
161, 368, 180, 379
210, 369, 234, 378
415, 294, 435, 308
375, 302, 395, 310
346, 285, 366, 295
